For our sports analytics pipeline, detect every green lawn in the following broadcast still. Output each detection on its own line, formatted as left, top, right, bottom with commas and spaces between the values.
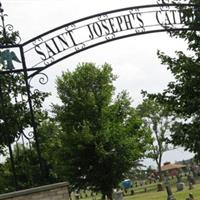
124, 184, 200, 200
77, 177, 200, 200
123, 181, 200, 200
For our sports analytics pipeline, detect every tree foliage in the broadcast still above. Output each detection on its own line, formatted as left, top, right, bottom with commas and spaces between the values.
36, 114, 62, 182
0, 72, 48, 151
147, 0, 200, 160
0, 26, 49, 191
0, 74, 30, 148
53, 63, 151, 198
137, 98, 171, 181
0, 113, 60, 194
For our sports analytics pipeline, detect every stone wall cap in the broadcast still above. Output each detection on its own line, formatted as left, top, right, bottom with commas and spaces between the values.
0, 182, 69, 200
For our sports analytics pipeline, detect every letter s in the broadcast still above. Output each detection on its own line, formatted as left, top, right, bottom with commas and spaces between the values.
35, 45, 47, 61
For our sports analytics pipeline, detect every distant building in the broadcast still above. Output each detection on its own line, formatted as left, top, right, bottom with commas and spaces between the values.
161, 162, 186, 176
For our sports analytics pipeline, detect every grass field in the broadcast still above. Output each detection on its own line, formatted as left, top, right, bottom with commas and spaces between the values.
76, 176, 200, 200
124, 184, 200, 200
124, 177, 200, 200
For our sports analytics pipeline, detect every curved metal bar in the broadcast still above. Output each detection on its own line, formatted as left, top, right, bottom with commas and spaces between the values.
0, 3, 198, 77
22, 3, 194, 45
0, 66, 46, 74
27, 27, 197, 79
0, 43, 22, 48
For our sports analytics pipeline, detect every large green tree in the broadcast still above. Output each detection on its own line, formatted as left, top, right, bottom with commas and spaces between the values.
53, 63, 151, 199
147, 0, 200, 159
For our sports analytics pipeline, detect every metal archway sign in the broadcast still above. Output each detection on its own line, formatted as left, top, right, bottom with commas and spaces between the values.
0, 2, 199, 78
0, 1, 199, 190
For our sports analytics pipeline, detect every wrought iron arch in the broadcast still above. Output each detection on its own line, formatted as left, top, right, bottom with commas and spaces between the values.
0, 1, 199, 191
0, 3, 199, 78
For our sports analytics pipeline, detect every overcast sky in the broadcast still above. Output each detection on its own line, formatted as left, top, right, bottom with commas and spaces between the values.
1, 0, 195, 166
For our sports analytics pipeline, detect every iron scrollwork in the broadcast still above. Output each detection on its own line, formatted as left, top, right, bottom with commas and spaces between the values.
0, 6, 21, 45
157, 0, 170, 5
75, 43, 86, 51
28, 72, 49, 88
32, 37, 43, 46
38, 73, 48, 85
24, 131, 34, 140
129, 8, 140, 14
157, 0, 171, 11
65, 23, 76, 31
98, 14, 108, 21
44, 56, 55, 66
14, 130, 34, 143
157, 0, 192, 4
105, 33, 116, 40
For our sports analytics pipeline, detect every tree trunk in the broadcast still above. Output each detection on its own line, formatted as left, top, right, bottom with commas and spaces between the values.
158, 164, 162, 182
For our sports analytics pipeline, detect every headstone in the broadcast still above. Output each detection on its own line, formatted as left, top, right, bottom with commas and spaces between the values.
135, 182, 138, 187
176, 182, 184, 191
189, 182, 193, 190
130, 189, 134, 195
188, 171, 195, 185
157, 183, 163, 191
176, 172, 184, 191
176, 173, 182, 183
164, 175, 176, 200
113, 190, 123, 200
91, 192, 96, 200
166, 185, 175, 200
75, 193, 80, 200
188, 171, 195, 190
124, 189, 127, 194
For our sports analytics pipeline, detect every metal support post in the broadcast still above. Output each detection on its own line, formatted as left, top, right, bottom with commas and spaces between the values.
19, 45, 44, 184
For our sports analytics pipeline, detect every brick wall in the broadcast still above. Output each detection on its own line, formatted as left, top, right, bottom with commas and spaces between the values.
0, 182, 69, 200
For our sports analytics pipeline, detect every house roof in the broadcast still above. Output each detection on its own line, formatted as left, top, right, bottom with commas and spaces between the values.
161, 163, 186, 171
